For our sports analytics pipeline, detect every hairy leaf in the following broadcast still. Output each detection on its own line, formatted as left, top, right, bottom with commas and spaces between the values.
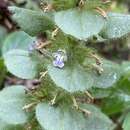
93, 60, 121, 88
48, 64, 93, 92
102, 13, 130, 39
55, 9, 105, 40
2, 31, 35, 55
36, 102, 113, 130
0, 85, 28, 125
0, 119, 24, 130
4, 49, 38, 79
9, 6, 54, 36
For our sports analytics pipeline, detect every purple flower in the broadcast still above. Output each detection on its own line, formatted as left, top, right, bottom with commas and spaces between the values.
53, 50, 67, 68
53, 54, 65, 68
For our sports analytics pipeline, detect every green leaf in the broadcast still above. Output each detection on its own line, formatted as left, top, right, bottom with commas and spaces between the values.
4, 49, 38, 79
0, 119, 9, 130
36, 102, 113, 130
55, 8, 105, 40
48, 64, 93, 92
89, 87, 112, 99
2, 31, 35, 55
101, 76, 130, 115
0, 85, 28, 125
9, 6, 54, 36
102, 93, 130, 115
123, 112, 130, 130
93, 60, 121, 88
0, 119, 24, 130
0, 59, 6, 89
121, 62, 130, 76
115, 77, 130, 95
102, 13, 130, 39
2, 31, 38, 79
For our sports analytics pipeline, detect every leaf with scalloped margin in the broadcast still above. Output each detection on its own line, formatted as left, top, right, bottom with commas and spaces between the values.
55, 8, 105, 40
0, 119, 24, 130
48, 64, 93, 92
4, 49, 38, 79
0, 85, 28, 125
9, 6, 54, 36
102, 13, 130, 39
93, 60, 121, 88
2, 31, 35, 55
36, 102, 114, 130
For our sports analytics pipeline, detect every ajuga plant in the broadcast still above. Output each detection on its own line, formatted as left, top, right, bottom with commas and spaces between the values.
1, 0, 130, 130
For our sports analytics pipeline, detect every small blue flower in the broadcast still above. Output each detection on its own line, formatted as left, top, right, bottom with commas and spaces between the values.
53, 49, 67, 69
53, 54, 64, 68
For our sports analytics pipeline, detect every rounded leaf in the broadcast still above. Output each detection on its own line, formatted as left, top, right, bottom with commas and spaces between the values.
36, 103, 113, 130
4, 49, 38, 79
0, 85, 28, 125
9, 6, 54, 36
93, 60, 121, 88
102, 13, 130, 39
0, 119, 24, 130
55, 9, 105, 40
2, 31, 35, 55
48, 64, 93, 92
